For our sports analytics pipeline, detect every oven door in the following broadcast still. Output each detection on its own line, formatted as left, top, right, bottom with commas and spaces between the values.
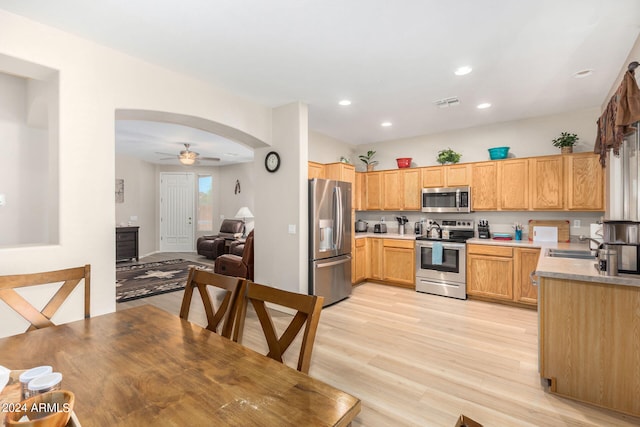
415, 241, 466, 283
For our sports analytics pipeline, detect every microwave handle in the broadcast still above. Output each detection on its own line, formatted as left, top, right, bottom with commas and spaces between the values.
455, 189, 460, 210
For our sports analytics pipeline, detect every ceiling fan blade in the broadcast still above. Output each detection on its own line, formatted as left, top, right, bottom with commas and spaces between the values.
155, 152, 177, 157
159, 157, 176, 160
199, 157, 221, 161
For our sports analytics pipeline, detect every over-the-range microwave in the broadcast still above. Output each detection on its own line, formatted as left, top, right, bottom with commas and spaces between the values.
421, 186, 472, 213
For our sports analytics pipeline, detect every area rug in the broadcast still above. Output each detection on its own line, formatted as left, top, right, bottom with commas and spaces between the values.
116, 259, 213, 303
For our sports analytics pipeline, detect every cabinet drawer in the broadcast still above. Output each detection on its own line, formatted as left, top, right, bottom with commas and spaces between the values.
467, 244, 513, 257
355, 238, 366, 248
383, 239, 415, 249
116, 232, 136, 241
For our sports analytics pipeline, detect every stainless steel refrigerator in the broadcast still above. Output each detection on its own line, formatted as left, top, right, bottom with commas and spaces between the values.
309, 178, 352, 306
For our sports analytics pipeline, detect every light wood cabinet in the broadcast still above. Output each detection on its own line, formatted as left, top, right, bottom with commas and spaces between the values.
382, 170, 402, 210
539, 276, 640, 416
353, 238, 367, 284
445, 164, 471, 186
355, 172, 365, 211
382, 239, 415, 286
513, 248, 540, 306
367, 238, 384, 280
364, 172, 383, 210
466, 244, 514, 300
530, 156, 563, 210
498, 159, 529, 210
565, 152, 604, 211
401, 168, 422, 210
467, 244, 539, 307
308, 161, 325, 179
471, 162, 498, 210
324, 162, 355, 183
421, 166, 445, 187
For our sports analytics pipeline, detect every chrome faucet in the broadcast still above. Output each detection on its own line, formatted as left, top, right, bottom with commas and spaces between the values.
579, 235, 604, 250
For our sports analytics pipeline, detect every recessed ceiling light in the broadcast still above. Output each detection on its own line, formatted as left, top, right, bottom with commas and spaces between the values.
477, 103, 492, 109
381, 122, 392, 127
338, 99, 352, 106
573, 69, 593, 78
454, 66, 473, 76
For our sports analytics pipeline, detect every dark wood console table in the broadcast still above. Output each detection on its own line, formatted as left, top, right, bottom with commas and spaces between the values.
116, 226, 139, 261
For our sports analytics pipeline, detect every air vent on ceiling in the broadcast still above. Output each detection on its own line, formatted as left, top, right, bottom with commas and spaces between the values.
434, 97, 460, 108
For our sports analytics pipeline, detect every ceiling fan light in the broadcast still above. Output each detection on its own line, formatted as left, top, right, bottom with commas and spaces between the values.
179, 156, 196, 165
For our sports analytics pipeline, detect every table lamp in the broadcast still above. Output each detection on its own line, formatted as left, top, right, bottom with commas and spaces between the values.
235, 206, 254, 237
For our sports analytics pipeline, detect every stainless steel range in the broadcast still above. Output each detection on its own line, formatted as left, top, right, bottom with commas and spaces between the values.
415, 219, 474, 300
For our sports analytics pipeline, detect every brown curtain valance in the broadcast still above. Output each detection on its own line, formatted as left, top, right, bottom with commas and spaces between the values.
595, 63, 640, 166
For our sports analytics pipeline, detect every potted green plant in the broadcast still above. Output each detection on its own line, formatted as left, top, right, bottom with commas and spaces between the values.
436, 148, 462, 164
359, 150, 378, 171
552, 132, 579, 154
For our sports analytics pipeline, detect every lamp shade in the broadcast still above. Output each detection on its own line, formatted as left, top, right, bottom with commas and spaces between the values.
235, 207, 254, 219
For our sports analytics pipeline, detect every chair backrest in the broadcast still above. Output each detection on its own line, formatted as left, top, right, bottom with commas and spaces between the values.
0, 265, 91, 332
235, 281, 324, 373
242, 231, 254, 280
218, 219, 244, 238
179, 268, 246, 339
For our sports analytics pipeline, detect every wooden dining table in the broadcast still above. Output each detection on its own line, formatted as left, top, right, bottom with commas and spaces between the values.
0, 305, 361, 426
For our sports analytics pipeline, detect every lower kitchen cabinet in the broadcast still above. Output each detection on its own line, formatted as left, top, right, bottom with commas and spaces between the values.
360, 237, 415, 288
466, 243, 539, 308
467, 244, 514, 300
382, 239, 415, 286
353, 238, 367, 283
513, 247, 540, 306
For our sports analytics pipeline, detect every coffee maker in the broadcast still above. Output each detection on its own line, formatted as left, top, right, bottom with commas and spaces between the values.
603, 220, 640, 274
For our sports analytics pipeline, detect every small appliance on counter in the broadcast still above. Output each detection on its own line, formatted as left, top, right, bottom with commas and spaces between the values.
355, 219, 368, 233
414, 220, 424, 236
602, 220, 640, 274
478, 219, 490, 239
373, 223, 387, 233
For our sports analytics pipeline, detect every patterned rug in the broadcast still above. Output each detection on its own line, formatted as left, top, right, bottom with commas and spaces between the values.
116, 259, 214, 303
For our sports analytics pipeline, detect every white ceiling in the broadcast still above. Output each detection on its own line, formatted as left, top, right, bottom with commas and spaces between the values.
2, 0, 640, 164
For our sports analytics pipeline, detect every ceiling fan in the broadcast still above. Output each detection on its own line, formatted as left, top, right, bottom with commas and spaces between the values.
156, 143, 220, 166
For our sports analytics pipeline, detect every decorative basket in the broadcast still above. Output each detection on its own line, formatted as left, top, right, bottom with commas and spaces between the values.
396, 158, 412, 168
488, 147, 510, 160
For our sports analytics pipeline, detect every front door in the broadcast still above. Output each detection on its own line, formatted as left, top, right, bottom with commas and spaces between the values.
160, 172, 195, 252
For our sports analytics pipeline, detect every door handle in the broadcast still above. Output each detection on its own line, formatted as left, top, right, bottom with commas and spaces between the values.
529, 270, 539, 286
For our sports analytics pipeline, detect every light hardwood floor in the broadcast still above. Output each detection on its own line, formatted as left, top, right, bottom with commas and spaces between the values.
117, 253, 640, 426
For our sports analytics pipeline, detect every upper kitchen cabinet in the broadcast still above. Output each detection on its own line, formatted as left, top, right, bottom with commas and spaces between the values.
308, 161, 325, 179
529, 155, 563, 210
471, 162, 498, 210
565, 152, 604, 211
421, 166, 445, 188
364, 171, 383, 210
382, 170, 402, 210
402, 168, 422, 210
498, 159, 529, 210
445, 164, 471, 186
354, 172, 365, 211
324, 162, 355, 184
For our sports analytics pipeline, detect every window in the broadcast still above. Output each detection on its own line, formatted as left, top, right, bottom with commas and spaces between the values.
197, 175, 213, 231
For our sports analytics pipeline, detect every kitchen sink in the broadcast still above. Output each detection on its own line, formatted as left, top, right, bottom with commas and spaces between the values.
546, 248, 597, 259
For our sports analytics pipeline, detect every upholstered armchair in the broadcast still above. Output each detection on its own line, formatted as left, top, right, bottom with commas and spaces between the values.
215, 230, 254, 280
196, 219, 244, 260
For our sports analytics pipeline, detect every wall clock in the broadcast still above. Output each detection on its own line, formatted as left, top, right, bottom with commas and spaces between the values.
265, 151, 281, 173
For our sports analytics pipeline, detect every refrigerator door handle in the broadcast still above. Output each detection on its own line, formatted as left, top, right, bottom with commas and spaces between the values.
316, 256, 351, 268
334, 186, 343, 250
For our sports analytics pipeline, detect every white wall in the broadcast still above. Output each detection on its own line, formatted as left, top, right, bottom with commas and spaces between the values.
356, 108, 600, 171
0, 72, 51, 246
255, 102, 308, 294
0, 10, 273, 337
308, 130, 355, 164
217, 162, 255, 234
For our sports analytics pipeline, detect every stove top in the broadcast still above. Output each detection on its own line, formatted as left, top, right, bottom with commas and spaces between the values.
417, 218, 475, 243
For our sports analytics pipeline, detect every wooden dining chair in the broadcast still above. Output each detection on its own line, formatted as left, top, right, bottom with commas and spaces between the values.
179, 268, 246, 339
234, 281, 324, 373
0, 265, 91, 332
